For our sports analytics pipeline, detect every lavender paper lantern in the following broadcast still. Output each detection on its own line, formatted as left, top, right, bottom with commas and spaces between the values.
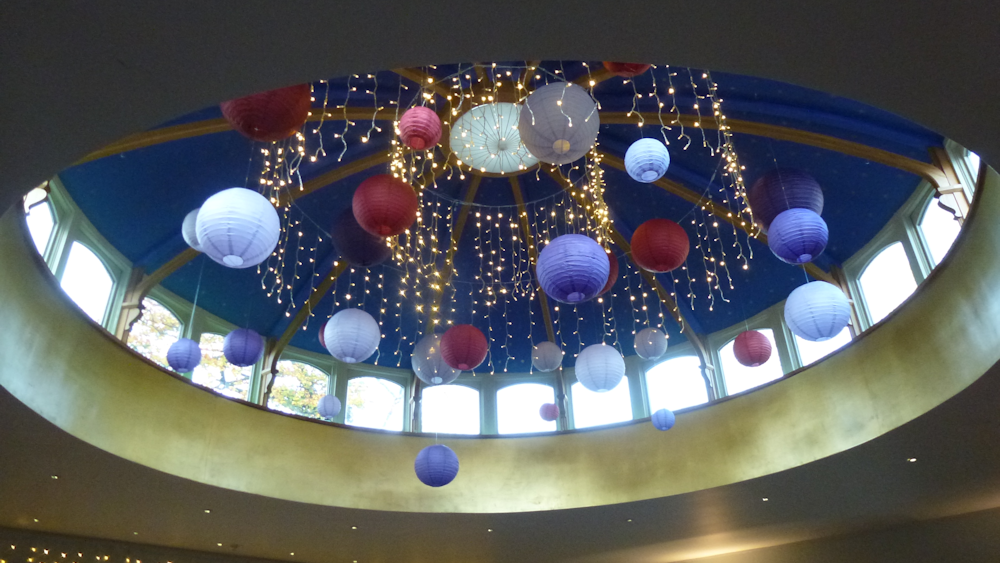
411, 334, 461, 386
651, 408, 676, 431
323, 308, 380, 363
518, 82, 600, 165
223, 328, 264, 367
634, 327, 668, 360
181, 208, 202, 251
625, 138, 670, 183
414, 444, 459, 487
768, 208, 829, 264
531, 341, 564, 372
536, 234, 610, 304
331, 208, 391, 267
784, 281, 851, 342
166, 337, 201, 372
748, 169, 824, 231
196, 188, 280, 268
317, 394, 342, 419
575, 344, 625, 392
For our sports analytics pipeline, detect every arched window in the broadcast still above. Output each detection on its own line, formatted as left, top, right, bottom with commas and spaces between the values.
268, 360, 329, 418
127, 298, 182, 368
795, 327, 852, 367
646, 355, 709, 412
60, 241, 114, 324
345, 376, 405, 431
25, 199, 55, 257
858, 242, 917, 325
421, 384, 480, 435
918, 198, 961, 267
719, 328, 783, 395
496, 383, 556, 434
191, 332, 253, 400
571, 376, 632, 429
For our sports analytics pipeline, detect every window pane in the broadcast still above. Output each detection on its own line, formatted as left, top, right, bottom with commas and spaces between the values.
646, 355, 709, 412
25, 201, 54, 256
796, 327, 852, 366
346, 377, 405, 431
422, 384, 480, 434
919, 199, 961, 266
571, 376, 632, 429
127, 298, 182, 368
497, 383, 556, 434
268, 360, 329, 418
858, 242, 917, 325
720, 328, 783, 395
60, 241, 114, 324
968, 151, 981, 185
191, 333, 252, 399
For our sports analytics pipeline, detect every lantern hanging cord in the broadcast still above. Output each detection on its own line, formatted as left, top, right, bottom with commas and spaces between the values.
188, 256, 206, 331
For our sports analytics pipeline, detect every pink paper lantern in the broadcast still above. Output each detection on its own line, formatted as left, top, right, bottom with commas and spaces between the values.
539, 403, 560, 422
733, 330, 772, 367
399, 106, 442, 150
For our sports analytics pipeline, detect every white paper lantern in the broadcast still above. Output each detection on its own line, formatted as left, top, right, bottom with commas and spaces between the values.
531, 341, 564, 372
634, 327, 668, 360
449, 102, 538, 174
518, 82, 600, 165
317, 394, 342, 419
181, 208, 202, 251
411, 334, 461, 386
196, 187, 280, 268
625, 138, 671, 183
575, 343, 625, 392
323, 308, 380, 363
784, 281, 852, 342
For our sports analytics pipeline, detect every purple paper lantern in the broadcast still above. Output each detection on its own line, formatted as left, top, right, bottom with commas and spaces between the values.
748, 169, 824, 231
768, 208, 829, 264
317, 394, 342, 419
536, 234, 610, 303
414, 444, 460, 487
223, 328, 264, 367
331, 208, 391, 267
166, 337, 201, 372
651, 408, 676, 431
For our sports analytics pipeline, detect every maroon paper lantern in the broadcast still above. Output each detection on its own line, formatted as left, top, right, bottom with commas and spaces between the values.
220, 84, 312, 142
539, 403, 560, 422
599, 251, 619, 295
440, 324, 488, 371
603, 62, 651, 78
630, 219, 690, 273
318, 319, 328, 349
352, 174, 419, 237
733, 330, 772, 367
399, 106, 442, 150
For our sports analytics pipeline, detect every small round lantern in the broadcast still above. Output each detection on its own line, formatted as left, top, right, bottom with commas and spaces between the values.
398, 106, 442, 150
536, 234, 610, 303
352, 174, 419, 237
603, 62, 651, 78
634, 327, 668, 360
518, 82, 600, 165
167, 338, 201, 372
531, 341, 564, 372
440, 324, 488, 371
181, 208, 202, 251
220, 84, 312, 143
196, 188, 281, 269
600, 251, 619, 295
539, 403, 560, 422
411, 334, 461, 386
323, 308, 381, 363
625, 138, 670, 183
631, 218, 690, 273
414, 444, 459, 487
317, 394, 342, 419
223, 328, 264, 367
784, 281, 851, 342
747, 169, 824, 231
733, 330, 772, 367
331, 208, 391, 267
651, 408, 676, 431
575, 344, 625, 393
767, 208, 829, 264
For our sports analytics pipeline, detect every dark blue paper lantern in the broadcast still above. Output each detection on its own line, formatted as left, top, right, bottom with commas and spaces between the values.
536, 234, 610, 303
166, 337, 201, 372
224, 328, 264, 367
331, 208, 391, 267
414, 444, 459, 487
625, 138, 670, 183
748, 169, 824, 231
651, 408, 676, 431
768, 208, 829, 264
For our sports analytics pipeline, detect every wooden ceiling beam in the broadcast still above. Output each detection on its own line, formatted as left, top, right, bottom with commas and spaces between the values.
509, 176, 557, 344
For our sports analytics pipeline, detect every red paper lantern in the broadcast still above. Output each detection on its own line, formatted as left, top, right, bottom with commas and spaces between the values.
352, 174, 419, 237
599, 251, 619, 295
399, 106, 442, 150
220, 84, 312, 142
733, 330, 772, 367
630, 219, 690, 273
440, 324, 488, 371
539, 403, 560, 422
318, 319, 328, 349
603, 62, 651, 78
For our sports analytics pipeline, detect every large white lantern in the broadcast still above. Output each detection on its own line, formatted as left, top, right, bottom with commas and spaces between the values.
411, 334, 461, 386
575, 343, 625, 392
518, 82, 600, 165
196, 187, 280, 268
181, 208, 202, 251
323, 308, 380, 363
634, 327, 668, 360
531, 341, 564, 372
450, 102, 538, 174
784, 281, 851, 341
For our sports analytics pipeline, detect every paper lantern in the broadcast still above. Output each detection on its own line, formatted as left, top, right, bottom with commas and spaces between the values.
748, 169, 824, 231
181, 208, 202, 251
733, 330, 772, 367
631, 218, 689, 273
414, 444, 459, 487
634, 327, 668, 360
768, 208, 829, 264
166, 338, 201, 372
331, 208, 391, 267
603, 62, 651, 78
220, 84, 312, 142
317, 394, 342, 419
352, 174, 419, 237
651, 408, 676, 431
411, 334, 461, 385
539, 403, 560, 422
324, 308, 380, 363
450, 102, 538, 174
318, 319, 328, 349
536, 234, 610, 303
223, 328, 264, 367
518, 82, 600, 165
531, 341, 564, 372
440, 324, 488, 371
599, 251, 619, 295
399, 106, 442, 150
625, 138, 670, 183
575, 344, 625, 392
196, 188, 280, 268
784, 281, 851, 342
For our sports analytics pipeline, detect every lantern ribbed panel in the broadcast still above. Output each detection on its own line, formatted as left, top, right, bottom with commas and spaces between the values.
600, 252, 619, 295
748, 169, 824, 231
414, 444, 459, 487
539, 403, 560, 422
440, 324, 488, 371
531, 341, 564, 372
196, 188, 281, 269
603, 62, 651, 78
784, 281, 852, 342
733, 330, 772, 367
518, 82, 600, 165
352, 174, 419, 237
536, 234, 610, 303
331, 208, 391, 267
223, 328, 264, 367
625, 138, 671, 183
399, 106, 442, 150
449, 102, 538, 174
317, 394, 342, 419
768, 208, 829, 264
411, 334, 461, 385
651, 408, 676, 431
181, 208, 202, 251
631, 219, 690, 273
634, 327, 668, 360
220, 84, 312, 142
166, 338, 201, 372
323, 308, 380, 363
318, 320, 328, 349
575, 344, 625, 392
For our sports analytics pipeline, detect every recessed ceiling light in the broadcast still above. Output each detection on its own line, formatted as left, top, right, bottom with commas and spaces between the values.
351, 526, 357, 530
204, 509, 211, 514
33, 519, 38, 523
487, 529, 492, 532
762, 498, 769, 502
132, 532, 138, 536
289, 553, 294, 556
907, 458, 917, 463
50, 475, 58, 480
626, 519, 632, 523
216, 544, 222, 547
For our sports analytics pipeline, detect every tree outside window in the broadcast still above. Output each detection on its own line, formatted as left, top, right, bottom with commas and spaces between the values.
268, 360, 329, 418
127, 298, 182, 369
191, 333, 253, 399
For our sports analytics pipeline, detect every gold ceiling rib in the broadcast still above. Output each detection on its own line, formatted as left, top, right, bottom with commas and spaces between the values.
509, 176, 557, 344
391, 68, 452, 99
114, 247, 200, 340
275, 150, 394, 206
